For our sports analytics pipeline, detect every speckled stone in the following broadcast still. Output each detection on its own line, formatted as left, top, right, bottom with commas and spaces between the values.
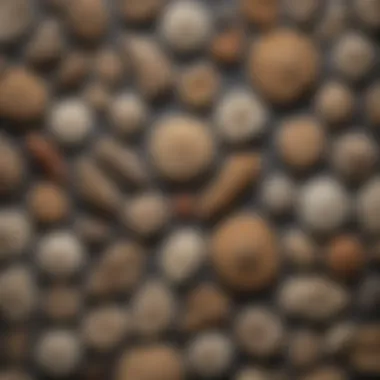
118, 0, 166, 24
358, 177, 380, 233
187, 332, 233, 377
35, 330, 82, 376
235, 307, 284, 357
249, 29, 320, 104
82, 82, 111, 112
93, 48, 124, 87
315, 81, 355, 126
324, 322, 356, 356
160, 1, 212, 54
181, 284, 230, 332
0, 0, 33, 44
149, 115, 215, 182
215, 89, 268, 144
0, 136, 24, 195
241, 0, 279, 29
0, 67, 47, 122
177, 62, 220, 109
88, 240, 145, 297
131, 280, 176, 337
278, 276, 349, 321
64, 0, 108, 42
211, 26, 245, 65
298, 176, 351, 233
28, 182, 70, 224
117, 345, 184, 380
197, 154, 261, 220
210, 213, 279, 292
277, 115, 325, 171
325, 235, 365, 279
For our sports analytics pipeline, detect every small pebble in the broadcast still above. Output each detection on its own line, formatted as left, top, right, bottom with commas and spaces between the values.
0, 136, 24, 195
249, 29, 320, 104
26, 133, 68, 184
278, 276, 349, 321
0, 67, 47, 122
210, 213, 279, 291
324, 322, 356, 355
124, 192, 170, 237
131, 280, 176, 337
197, 153, 261, 220
37, 231, 85, 278
215, 89, 268, 144
94, 138, 149, 187
353, 0, 380, 30
0, 0, 33, 44
25, 19, 65, 67
27, 182, 69, 224
82, 305, 129, 351
177, 61, 220, 109
160, 1, 212, 54
56, 51, 89, 89
109, 93, 147, 137
314, 81, 355, 125
301, 366, 347, 380
0, 210, 32, 260
75, 216, 110, 246
0, 371, 32, 380
181, 284, 230, 332
149, 115, 215, 182
357, 177, 380, 233
276, 115, 325, 171
36, 330, 82, 376
365, 82, 380, 126
260, 174, 296, 215
88, 240, 145, 297
93, 48, 124, 87
298, 176, 351, 233
281, 229, 317, 269
283, 0, 320, 24
49, 98, 94, 146
160, 228, 206, 284
117, 345, 184, 380
75, 158, 121, 214
82, 82, 111, 112
187, 332, 233, 377
332, 32, 375, 81
64, 0, 108, 42
118, 0, 166, 24
43, 285, 81, 321
235, 307, 284, 357
126, 34, 173, 99
0, 266, 36, 321
288, 329, 322, 369
241, 0, 279, 29
325, 235, 365, 279
211, 26, 245, 65
3, 328, 30, 362
356, 276, 380, 313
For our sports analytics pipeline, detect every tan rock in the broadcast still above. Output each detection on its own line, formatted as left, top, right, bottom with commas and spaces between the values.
241, 0, 279, 29
301, 366, 347, 380
210, 213, 279, 291
56, 51, 89, 89
65, 0, 108, 42
0, 67, 47, 122
211, 27, 245, 65
117, 345, 184, 380
197, 154, 261, 220
248, 29, 319, 104
28, 182, 69, 224
75, 158, 121, 214
149, 115, 215, 182
93, 48, 124, 87
88, 240, 145, 297
43, 286, 81, 321
118, 0, 166, 24
277, 115, 325, 171
181, 284, 230, 332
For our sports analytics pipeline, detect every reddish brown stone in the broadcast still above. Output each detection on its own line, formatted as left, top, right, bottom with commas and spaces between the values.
241, 0, 279, 29
211, 27, 245, 65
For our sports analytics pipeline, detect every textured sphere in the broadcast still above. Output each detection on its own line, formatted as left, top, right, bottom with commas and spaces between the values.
215, 89, 268, 144
149, 115, 215, 182
160, 1, 212, 54
298, 177, 350, 233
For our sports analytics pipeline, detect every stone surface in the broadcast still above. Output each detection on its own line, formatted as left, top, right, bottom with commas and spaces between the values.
210, 213, 279, 291
118, 0, 166, 24
248, 29, 320, 104
0, 67, 47, 122
211, 27, 245, 65
241, 0, 279, 29
365, 82, 380, 126
353, 0, 380, 30
149, 115, 215, 182
358, 177, 380, 233
288, 330, 322, 369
